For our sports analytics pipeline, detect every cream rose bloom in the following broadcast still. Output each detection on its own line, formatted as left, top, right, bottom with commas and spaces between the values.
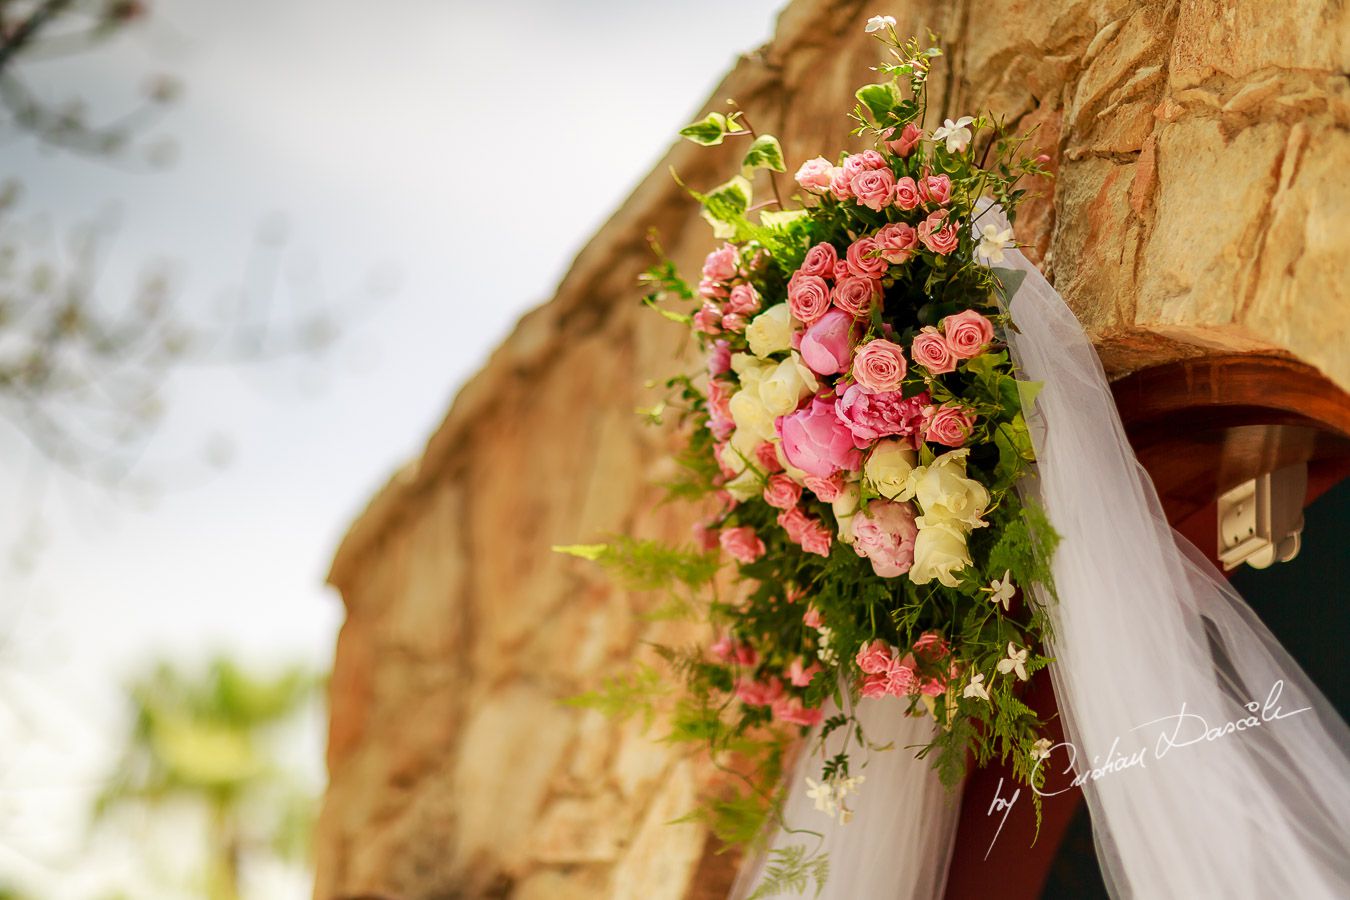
831, 481, 862, 544
758, 352, 818, 416
728, 385, 775, 442
721, 428, 764, 501
910, 520, 972, 587
908, 449, 990, 530
864, 440, 918, 500
746, 303, 795, 358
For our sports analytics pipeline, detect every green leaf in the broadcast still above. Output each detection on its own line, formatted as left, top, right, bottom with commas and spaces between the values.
741, 133, 786, 176
695, 175, 753, 240
1016, 379, 1044, 416
855, 82, 901, 123
679, 111, 740, 146
991, 267, 1027, 303
758, 208, 809, 230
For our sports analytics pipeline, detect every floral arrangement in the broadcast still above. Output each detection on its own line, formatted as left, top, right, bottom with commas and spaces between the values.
561, 20, 1058, 894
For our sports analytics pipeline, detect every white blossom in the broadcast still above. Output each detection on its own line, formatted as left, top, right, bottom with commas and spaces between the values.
997, 642, 1029, 681
865, 15, 897, 33
962, 672, 990, 701
984, 569, 1015, 611
1031, 738, 1053, 763
806, 773, 865, 823
977, 224, 1015, 265
932, 116, 975, 153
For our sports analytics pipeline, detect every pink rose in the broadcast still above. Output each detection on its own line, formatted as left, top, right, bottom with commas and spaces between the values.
856, 640, 894, 675
787, 273, 832, 325
706, 379, 734, 441
917, 173, 952, 206
831, 276, 882, 319
795, 156, 836, 194
862, 672, 890, 699
763, 473, 802, 510
918, 210, 960, 255
698, 277, 728, 300
875, 222, 918, 265
942, 309, 995, 358
777, 506, 811, 543
885, 658, 917, 695
885, 122, 923, 157
710, 634, 734, 662
829, 166, 854, 200
693, 304, 722, 335
845, 237, 888, 279
857, 149, 887, 170
834, 384, 929, 444
924, 405, 977, 447
799, 309, 859, 376
787, 658, 822, 687
727, 283, 761, 316
893, 176, 921, 210
803, 472, 845, 502
735, 677, 783, 707
773, 696, 824, 727
918, 678, 946, 696
719, 526, 766, 564
702, 244, 739, 282
798, 243, 839, 279
692, 520, 720, 551
707, 339, 731, 376
852, 338, 908, 393
800, 521, 833, 558
850, 499, 918, 577
851, 167, 895, 212
735, 642, 760, 667
754, 441, 783, 473
911, 326, 957, 374
912, 632, 950, 661
721, 312, 747, 332
802, 606, 823, 629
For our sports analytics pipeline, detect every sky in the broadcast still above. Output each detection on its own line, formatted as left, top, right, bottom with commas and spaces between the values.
0, 1, 786, 895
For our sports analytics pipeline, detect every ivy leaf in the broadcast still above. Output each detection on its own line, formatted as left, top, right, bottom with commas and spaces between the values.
679, 111, 741, 146
741, 133, 786, 176
694, 175, 753, 240
1017, 379, 1044, 415
758, 208, 808, 230
855, 82, 900, 123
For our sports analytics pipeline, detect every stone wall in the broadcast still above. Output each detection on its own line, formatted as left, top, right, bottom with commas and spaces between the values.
313, 2, 1349, 897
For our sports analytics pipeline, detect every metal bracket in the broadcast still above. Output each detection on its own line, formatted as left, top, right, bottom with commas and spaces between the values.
1217, 463, 1307, 571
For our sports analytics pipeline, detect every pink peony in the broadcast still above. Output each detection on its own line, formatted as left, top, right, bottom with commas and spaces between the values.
795, 157, 836, 194
834, 384, 929, 444
845, 237, 889, 279
802, 606, 824, 629
803, 472, 846, 502
735, 677, 784, 707
778, 397, 865, 477
850, 499, 918, 577
924, 405, 977, 447
693, 304, 722, 335
852, 339, 908, 393
787, 657, 822, 687
885, 122, 923, 157
773, 696, 825, 727
719, 526, 766, 564
763, 473, 802, 510
911, 326, 957, 374
875, 222, 918, 265
754, 441, 783, 473
942, 309, 995, 358
707, 339, 731, 376
702, 244, 739, 282
851, 167, 896, 212
856, 640, 894, 675
917, 173, 952, 206
799, 309, 859, 376
832, 276, 882, 319
787, 273, 832, 325
893, 176, 921, 210
798, 243, 839, 279
727, 283, 761, 316
918, 210, 960, 255
800, 521, 833, 557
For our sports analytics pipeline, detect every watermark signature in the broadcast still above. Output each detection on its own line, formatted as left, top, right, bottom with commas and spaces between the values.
983, 679, 1310, 858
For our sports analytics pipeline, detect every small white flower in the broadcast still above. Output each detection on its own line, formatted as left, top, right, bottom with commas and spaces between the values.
805, 777, 838, 817
997, 642, 1029, 681
1031, 738, 1053, 763
962, 672, 990, 701
932, 116, 975, 153
983, 569, 1015, 611
977, 224, 1015, 265
865, 15, 897, 33
815, 626, 840, 665
806, 773, 865, 824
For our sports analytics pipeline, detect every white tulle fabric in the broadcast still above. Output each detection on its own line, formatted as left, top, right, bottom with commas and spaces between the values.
735, 205, 1350, 899
992, 203, 1350, 899
730, 698, 962, 900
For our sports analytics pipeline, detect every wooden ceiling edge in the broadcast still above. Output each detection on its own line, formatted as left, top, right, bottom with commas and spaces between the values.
1110, 353, 1350, 440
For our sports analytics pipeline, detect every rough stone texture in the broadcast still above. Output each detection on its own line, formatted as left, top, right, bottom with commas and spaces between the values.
314, 2, 1348, 897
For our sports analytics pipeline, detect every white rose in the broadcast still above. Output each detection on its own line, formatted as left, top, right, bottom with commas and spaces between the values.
831, 481, 862, 544
728, 387, 775, 442
909, 449, 990, 530
745, 303, 796, 358
721, 429, 764, 500
757, 352, 818, 416
730, 352, 771, 381
864, 440, 918, 500
725, 467, 761, 501
910, 520, 972, 587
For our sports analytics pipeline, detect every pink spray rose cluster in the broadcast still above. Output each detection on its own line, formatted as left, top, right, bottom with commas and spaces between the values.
693, 243, 761, 335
